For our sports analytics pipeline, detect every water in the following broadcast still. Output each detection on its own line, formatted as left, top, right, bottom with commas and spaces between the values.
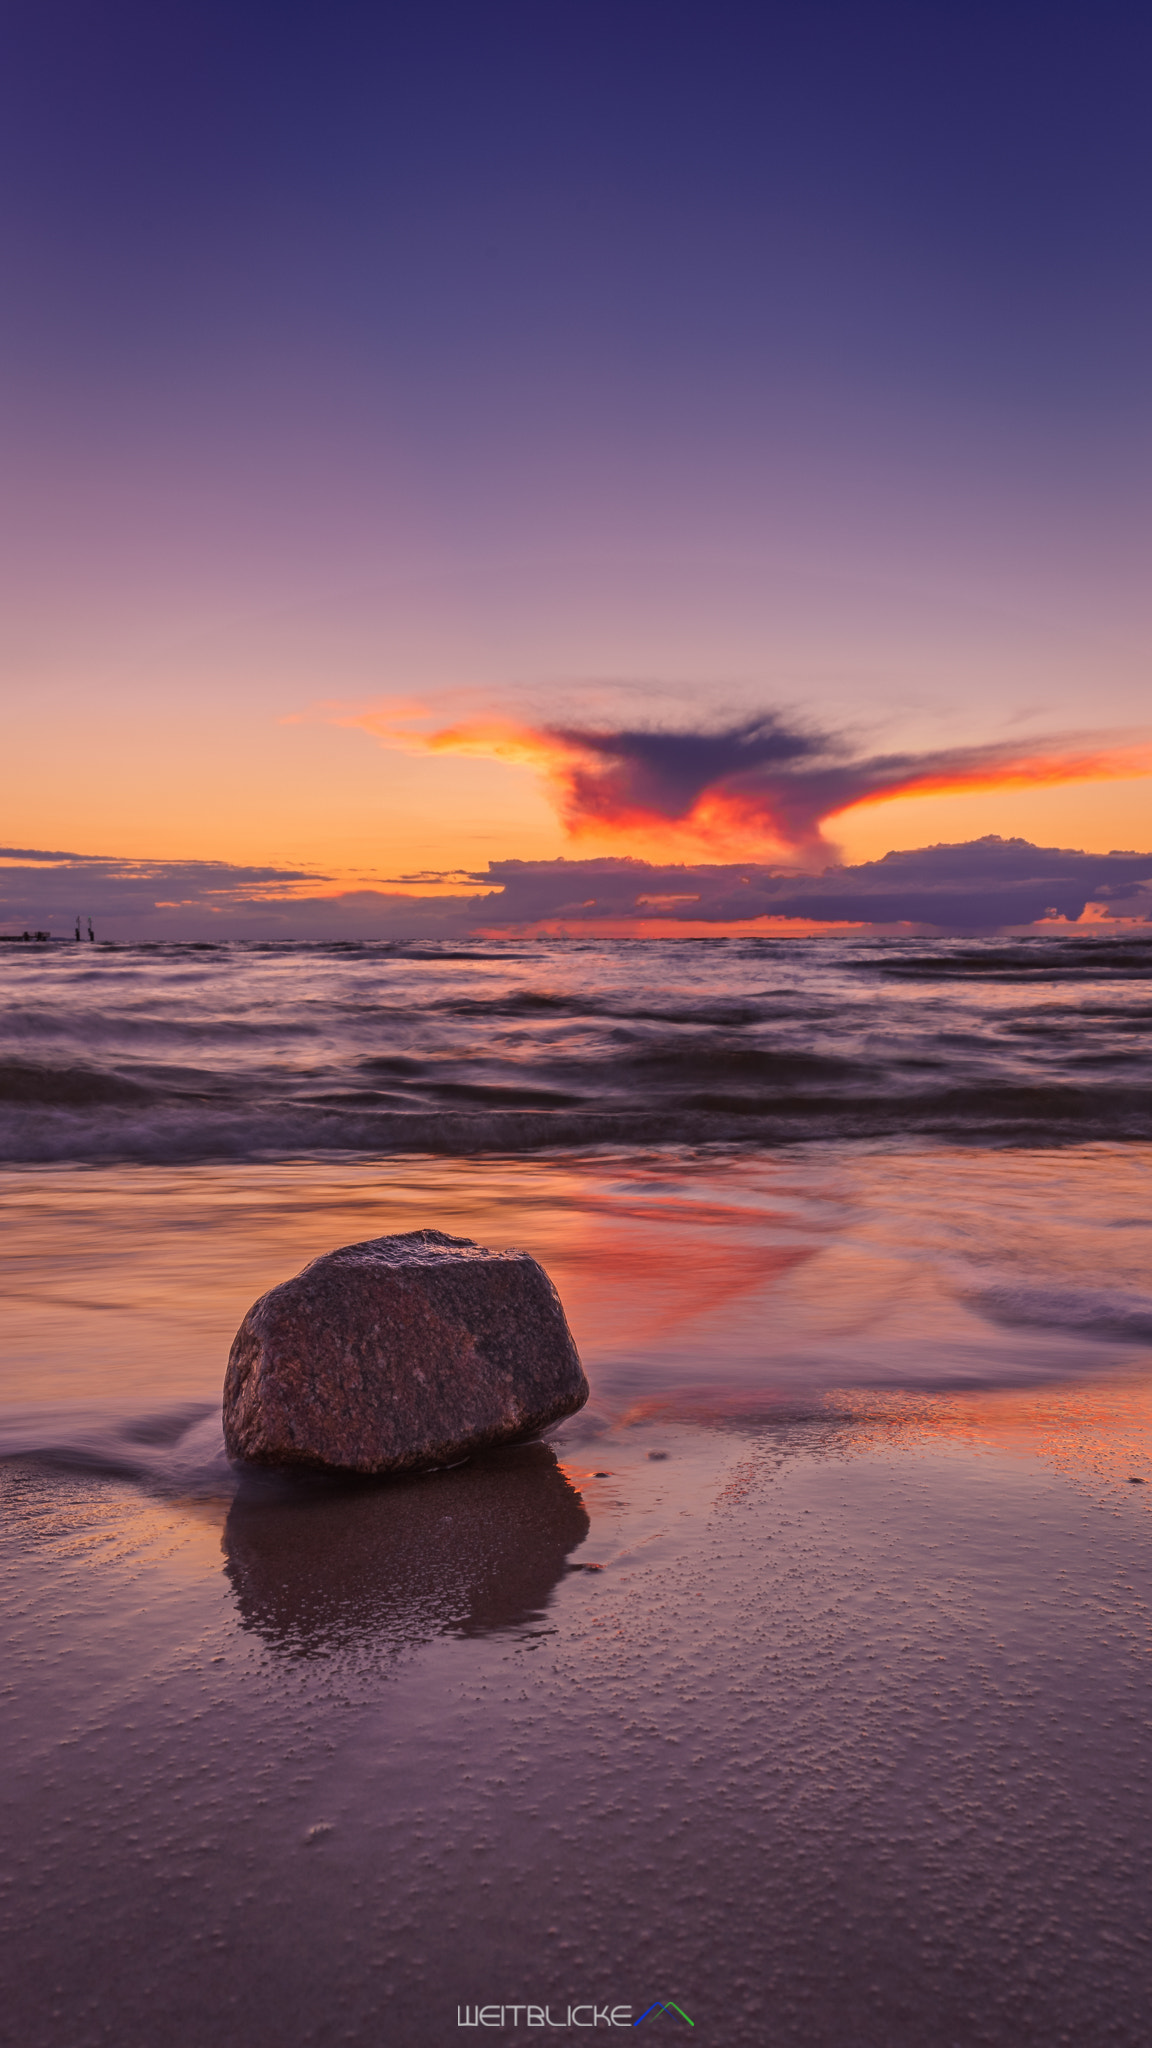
5, 930, 1152, 1480
4, 937, 1152, 2044
2, 933, 1150, 1162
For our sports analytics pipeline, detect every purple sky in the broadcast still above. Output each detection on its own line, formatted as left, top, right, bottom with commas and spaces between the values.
1, 2, 1150, 929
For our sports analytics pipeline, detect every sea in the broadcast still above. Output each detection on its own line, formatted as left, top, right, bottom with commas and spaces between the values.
4, 930, 1152, 1162
4, 934, 1152, 2046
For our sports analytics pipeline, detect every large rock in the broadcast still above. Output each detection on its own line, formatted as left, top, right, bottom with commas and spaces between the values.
222, 1228, 588, 1474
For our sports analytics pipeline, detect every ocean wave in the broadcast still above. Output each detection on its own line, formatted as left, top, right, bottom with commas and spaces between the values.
2, 935, 1150, 1161
871, 939, 1152, 981
2, 1082, 1150, 1163
967, 1282, 1152, 1345
0, 1401, 233, 1494
0, 1060, 156, 1107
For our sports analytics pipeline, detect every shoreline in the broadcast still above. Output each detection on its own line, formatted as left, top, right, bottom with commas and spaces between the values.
4, 1140, 1152, 2042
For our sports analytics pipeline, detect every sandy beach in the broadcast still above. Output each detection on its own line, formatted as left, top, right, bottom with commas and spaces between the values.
5, 1143, 1152, 2045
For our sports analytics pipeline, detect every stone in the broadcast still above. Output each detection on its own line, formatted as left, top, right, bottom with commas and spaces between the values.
222, 1228, 588, 1474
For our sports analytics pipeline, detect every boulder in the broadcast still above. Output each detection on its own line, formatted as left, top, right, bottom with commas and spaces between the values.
222, 1228, 588, 1473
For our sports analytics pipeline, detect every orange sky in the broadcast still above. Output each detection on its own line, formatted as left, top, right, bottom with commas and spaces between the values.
308, 700, 1152, 881
6, 686, 1151, 897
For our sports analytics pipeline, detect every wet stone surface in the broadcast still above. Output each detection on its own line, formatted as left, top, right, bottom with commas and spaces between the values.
222, 1228, 589, 1474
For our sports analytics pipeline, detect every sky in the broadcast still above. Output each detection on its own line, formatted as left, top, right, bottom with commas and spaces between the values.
1, 0, 1150, 937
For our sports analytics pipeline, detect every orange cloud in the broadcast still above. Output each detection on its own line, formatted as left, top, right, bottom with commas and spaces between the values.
848, 742, 1152, 812
333, 700, 1152, 861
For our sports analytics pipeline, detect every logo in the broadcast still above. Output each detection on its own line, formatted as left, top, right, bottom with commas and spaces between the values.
456, 2000, 694, 2029
458, 2009, 631, 2030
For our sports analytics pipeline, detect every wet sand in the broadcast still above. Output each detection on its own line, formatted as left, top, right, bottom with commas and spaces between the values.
4, 1149, 1152, 2045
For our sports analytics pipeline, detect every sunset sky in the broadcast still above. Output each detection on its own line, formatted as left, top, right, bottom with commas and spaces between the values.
2, 1, 1149, 936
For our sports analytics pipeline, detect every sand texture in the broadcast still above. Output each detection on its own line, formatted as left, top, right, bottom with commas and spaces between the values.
7, 1146, 1152, 2045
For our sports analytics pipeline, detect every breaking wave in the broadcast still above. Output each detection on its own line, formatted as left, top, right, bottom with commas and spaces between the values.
1, 933, 1150, 1162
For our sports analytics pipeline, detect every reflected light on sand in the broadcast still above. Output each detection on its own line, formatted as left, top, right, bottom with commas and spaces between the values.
823, 1379, 1152, 1501
611, 1374, 1152, 1511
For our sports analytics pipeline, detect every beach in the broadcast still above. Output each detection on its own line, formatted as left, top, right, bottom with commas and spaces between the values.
4, 940, 1152, 2044
6, 0, 1151, 2033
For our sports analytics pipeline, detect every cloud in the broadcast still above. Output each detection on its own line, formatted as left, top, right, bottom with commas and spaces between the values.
470, 839, 1152, 934
339, 703, 1152, 860
0, 848, 476, 941
4, 838, 1150, 940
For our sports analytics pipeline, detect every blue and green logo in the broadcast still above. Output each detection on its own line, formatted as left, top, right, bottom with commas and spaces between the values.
634, 2002, 694, 2027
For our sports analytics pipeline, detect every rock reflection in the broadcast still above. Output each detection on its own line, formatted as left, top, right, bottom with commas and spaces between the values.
222, 1442, 589, 1658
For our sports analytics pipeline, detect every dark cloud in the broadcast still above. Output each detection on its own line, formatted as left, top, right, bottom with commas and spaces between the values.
548, 715, 826, 835
0, 850, 472, 941
3, 839, 1151, 941
414, 713, 1152, 857
475, 839, 1152, 933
